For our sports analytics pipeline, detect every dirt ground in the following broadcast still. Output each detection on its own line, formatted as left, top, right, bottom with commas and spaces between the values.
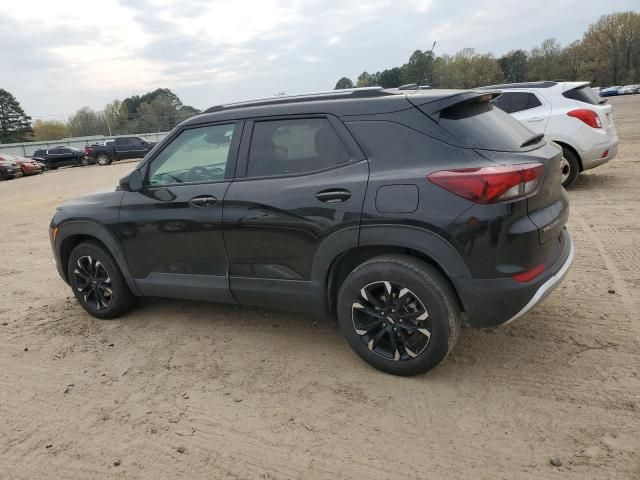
1, 96, 639, 480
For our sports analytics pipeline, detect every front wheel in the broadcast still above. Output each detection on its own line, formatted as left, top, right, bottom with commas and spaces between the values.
560, 147, 580, 188
67, 241, 135, 319
79, 156, 89, 167
96, 154, 111, 166
337, 255, 461, 376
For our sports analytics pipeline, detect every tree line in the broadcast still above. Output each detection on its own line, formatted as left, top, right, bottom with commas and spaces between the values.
0, 88, 200, 143
334, 11, 640, 90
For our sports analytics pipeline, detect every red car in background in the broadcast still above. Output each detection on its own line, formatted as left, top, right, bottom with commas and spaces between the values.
0, 153, 42, 176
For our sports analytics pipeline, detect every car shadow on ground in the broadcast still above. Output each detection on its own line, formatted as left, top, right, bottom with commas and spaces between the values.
111, 296, 572, 382
569, 172, 617, 191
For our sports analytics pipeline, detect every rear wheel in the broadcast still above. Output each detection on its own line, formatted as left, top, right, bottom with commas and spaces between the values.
337, 255, 461, 376
96, 154, 111, 166
560, 147, 580, 188
67, 241, 135, 319
79, 156, 89, 167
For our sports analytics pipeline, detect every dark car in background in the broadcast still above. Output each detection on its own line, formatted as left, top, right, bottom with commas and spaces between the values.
0, 153, 42, 176
84, 136, 156, 166
32, 146, 87, 170
600, 86, 621, 97
50, 87, 573, 376
0, 155, 23, 180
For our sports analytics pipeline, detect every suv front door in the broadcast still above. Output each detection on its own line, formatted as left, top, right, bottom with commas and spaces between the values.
118, 121, 243, 303
223, 116, 368, 313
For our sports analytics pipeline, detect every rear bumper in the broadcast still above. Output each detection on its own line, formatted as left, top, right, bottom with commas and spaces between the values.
580, 135, 618, 171
453, 229, 574, 328
503, 233, 574, 324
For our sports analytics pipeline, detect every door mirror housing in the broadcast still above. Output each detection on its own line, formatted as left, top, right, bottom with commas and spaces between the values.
119, 169, 143, 192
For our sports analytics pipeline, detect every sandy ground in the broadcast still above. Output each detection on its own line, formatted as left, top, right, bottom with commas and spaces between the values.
1, 95, 639, 480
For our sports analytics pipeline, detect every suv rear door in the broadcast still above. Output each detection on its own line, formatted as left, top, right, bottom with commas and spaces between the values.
492, 91, 551, 134
222, 115, 368, 312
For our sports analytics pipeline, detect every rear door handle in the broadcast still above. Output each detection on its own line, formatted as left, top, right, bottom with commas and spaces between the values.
189, 195, 217, 207
315, 189, 351, 203
527, 116, 545, 122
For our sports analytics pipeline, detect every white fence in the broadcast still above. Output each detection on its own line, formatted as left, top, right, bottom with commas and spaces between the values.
0, 132, 170, 158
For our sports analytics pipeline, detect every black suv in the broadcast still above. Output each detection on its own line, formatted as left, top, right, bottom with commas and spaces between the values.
50, 87, 573, 376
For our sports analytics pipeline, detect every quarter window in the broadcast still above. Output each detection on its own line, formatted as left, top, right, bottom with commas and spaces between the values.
147, 123, 236, 186
492, 92, 542, 114
247, 118, 349, 177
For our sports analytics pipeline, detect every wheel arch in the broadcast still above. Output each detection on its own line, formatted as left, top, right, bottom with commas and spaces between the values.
56, 221, 141, 295
553, 140, 583, 171
317, 225, 470, 315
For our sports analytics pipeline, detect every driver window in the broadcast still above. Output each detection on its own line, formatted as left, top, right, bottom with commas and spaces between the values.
147, 123, 236, 186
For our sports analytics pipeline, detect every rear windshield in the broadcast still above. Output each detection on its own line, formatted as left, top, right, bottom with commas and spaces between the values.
438, 100, 539, 152
563, 85, 605, 105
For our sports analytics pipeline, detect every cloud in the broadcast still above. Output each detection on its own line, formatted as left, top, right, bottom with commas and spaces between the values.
0, 0, 637, 117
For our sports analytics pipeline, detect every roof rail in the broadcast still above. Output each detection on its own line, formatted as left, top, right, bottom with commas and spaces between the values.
204, 87, 396, 113
477, 81, 558, 90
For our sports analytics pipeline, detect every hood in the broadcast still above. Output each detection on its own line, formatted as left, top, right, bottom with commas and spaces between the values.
58, 188, 119, 209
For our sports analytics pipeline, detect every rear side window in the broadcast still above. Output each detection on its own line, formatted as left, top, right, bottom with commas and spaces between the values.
247, 118, 349, 177
115, 138, 130, 146
438, 100, 538, 151
492, 92, 542, 114
562, 85, 605, 105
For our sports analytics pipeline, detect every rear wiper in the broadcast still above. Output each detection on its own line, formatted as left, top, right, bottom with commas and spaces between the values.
520, 133, 544, 148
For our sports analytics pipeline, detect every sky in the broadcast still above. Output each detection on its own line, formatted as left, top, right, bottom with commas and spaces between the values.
0, 0, 637, 119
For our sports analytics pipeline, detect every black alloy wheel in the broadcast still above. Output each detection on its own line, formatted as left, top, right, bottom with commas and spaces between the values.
73, 255, 113, 310
352, 281, 431, 361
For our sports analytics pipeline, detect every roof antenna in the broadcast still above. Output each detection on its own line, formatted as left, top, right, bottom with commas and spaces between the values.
416, 41, 437, 88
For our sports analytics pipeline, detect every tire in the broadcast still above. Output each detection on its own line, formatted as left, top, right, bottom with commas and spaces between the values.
67, 241, 135, 319
560, 147, 580, 189
96, 154, 111, 166
337, 254, 461, 376
79, 156, 89, 167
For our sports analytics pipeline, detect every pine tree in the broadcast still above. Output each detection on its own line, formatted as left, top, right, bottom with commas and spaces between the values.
0, 89, 32, 143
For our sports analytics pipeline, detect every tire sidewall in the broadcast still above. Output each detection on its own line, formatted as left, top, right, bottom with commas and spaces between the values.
337, 258, 456, 376
67, 242, 132, 319
561, 147, 580, 188
97, 154, 110, 166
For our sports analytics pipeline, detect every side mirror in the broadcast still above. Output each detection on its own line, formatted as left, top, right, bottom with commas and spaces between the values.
119, 169, 143, 192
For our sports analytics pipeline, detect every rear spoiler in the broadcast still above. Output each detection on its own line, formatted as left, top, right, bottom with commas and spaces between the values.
408, 90, 501, 121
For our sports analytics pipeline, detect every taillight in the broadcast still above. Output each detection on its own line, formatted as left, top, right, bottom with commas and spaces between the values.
567, 109, 602, 128
427, 163, 544, 204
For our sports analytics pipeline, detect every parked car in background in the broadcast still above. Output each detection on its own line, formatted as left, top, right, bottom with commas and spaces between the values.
0, 155, 23, 180
32, 146, 87, 170
50, 87, 573, 376
600, 86, 621, 97
483, 81, 618, 188
84, 136, 156, 166
619, 85, 639, 95
0, 153, 42, 176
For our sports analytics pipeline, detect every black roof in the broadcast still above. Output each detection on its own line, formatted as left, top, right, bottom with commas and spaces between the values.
477, 81, 558, 90
183, 87, 495, 126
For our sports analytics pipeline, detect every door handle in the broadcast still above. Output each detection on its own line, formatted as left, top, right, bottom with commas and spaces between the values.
527, 117, 545, 122
315, 189, 351, 203
189, 195, 217, 207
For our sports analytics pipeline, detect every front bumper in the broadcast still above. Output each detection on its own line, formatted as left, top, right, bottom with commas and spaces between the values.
453, 229, 574, 328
